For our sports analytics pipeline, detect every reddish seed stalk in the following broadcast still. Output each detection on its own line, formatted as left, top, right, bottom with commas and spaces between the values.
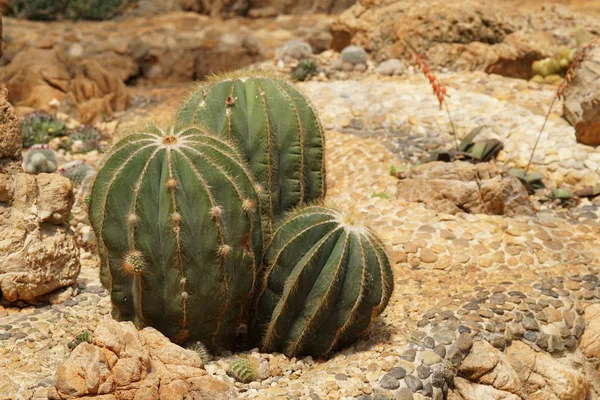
414, 53, 458, 149
525, 38, 598, 175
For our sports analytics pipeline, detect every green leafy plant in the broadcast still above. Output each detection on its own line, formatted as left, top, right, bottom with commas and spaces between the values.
67, 330, 91, 350
251, 205, 393, 358
23, 144, 58, 174
371, 192, 389, 199
509, 169, 545, 194
545, 187, 578, 207
421, 126, 503, 164
176, 72, 326, 235
21, 111, 67, 149
227, 358, 257, 383
291, 60, 318, 82
88, 124, 264, 352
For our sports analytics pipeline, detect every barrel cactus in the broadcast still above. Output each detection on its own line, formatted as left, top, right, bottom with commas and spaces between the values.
251, 205, 394, 358
88, 123, 264, 351
24, 144, 58, 174
176, 73, 326, 233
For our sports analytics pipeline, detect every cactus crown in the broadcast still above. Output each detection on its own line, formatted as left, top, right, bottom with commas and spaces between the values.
340, 45, 368, 65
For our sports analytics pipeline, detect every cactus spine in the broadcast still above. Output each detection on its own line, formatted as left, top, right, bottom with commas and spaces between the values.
252, 205, 394, 358
176, 73, 326, 233
88, 124, 263, 351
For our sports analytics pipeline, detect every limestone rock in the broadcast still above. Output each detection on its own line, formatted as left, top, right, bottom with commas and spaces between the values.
453, 377, 521, 400
563, 44, 600, 146
49, 319, 237, 400
580, 304, 600, 362
396, 162, 535, 216
0, 84, 22, 173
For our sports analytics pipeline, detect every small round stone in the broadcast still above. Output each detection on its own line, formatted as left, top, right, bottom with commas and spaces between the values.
417, 364, 432, 379
522, 317, 539, 331
434, 344, 446, 359
395, 388, 414, 400
405, 375, 423, 392
401, 349, 416, 362
456, 332, 473, 353
379, 373, 400, 390
523, 330, 538, 342
423, 336, 435, 349
431, 371, 445, 388
388, 367, 406, 379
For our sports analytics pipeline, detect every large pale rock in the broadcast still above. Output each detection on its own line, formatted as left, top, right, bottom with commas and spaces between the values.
0, 49, 129, 124
331, 0, 599, 75
453, 377, 521, 400
580, 304, 600, 363
563, 44, 600, 146
49, 319, 236, 400
396, 162, 535, 216
0, 84, 22, 173
506, 341, 589, 400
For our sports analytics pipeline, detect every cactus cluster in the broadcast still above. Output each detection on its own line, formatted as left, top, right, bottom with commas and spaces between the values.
59, 160, 96, 186
24, 144, 58, 174
531, 46, 575, 85
21, 111, 67, 148
252, 205, 393, 358
90, 72, 393, 359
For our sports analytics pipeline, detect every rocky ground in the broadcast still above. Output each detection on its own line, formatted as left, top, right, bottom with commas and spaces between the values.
1, 66, 600, 399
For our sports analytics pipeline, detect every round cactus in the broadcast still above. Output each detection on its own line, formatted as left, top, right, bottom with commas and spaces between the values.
69, 125, 102, 153
24, 144, 58, 174
251, 205, 394, 358
275, 40, 313, 62
59, 160, 96, 186
88, 123, 264, 351
227, 357, 256, 383
187, 341, 212, 364
340, 45, 368, 66
21, 111, 67, 148
176, 72, 326, 234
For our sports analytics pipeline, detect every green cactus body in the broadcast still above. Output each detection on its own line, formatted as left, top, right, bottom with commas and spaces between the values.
22, 111, 67, 148
24, 144, 58, 174
89, 124, 263, 351
252, 205, 394, 358
176, 74, 326, 233
69, 125, 102, 153
227, 358, 256, 383
340, 45, 368, 65
59, 160, 95, 185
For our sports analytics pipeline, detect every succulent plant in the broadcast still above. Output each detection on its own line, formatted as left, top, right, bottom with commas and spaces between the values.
13, 0, 65, 20
227, 358, 256, 383
575, 184, 600, 198
549, 187, 575, 201
340, 45, 368, 66
67, 330, 91, 350
251, 205, 394, 358
24, 144, 58, 174
21, 111, 67, 148
88, 124, 264, 352
291, 60, 318, 82
66, 0, 129, 20
176, 73, 326, 234
531, 46, 575, 84
186, 341, 212, 364
509, 168, 545, 194
275, 40, 313, 62
69, 125, 102, 153
59, 160, 95, 186
422, 126, 503, 164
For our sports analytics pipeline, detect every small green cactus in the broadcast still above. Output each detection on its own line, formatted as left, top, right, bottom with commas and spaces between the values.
67, 330, 92, 350
227, 358, 256, 383
89, 124, 264, 352
24, 144, 58, 174
186, 341, 212, 364
176, 72, 326, 235
275, 40, 313, 62
13, 0, 64, 20
22, 111, 67, 148
69, 125, 102, 153
59, 160, 95, 185
340, 45, 368, 65
291, 60, 318, 82
252, 205, 394, 358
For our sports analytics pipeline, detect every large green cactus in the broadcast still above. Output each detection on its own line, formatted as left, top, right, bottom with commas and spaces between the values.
89, 123, 263, 351
252, 205, 393, 358
176, 73, 326, 233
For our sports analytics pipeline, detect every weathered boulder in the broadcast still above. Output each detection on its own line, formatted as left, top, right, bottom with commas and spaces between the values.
396, 162, 535, 216
563, 44, 600, 146
331, 0, 600, 77
0, 48, 129, 124
0, 84, 22, 174
48, 319, 237, 400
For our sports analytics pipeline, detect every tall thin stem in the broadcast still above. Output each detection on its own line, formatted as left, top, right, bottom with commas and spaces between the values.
525, 96, 557, 175
444, 101, 459, 149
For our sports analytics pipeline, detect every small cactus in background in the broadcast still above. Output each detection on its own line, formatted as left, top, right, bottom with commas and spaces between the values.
291, 59, 318, 82
66, 0, 128, 20
531, 46, 575, 84
24, 144, 58, 174
59, 160, 95, 186
88, 124, 264, 352
13, 0, 64, 20
69, 125, 102, 153
176, 72, 326, 235
227, 358, 257, 383
186, 341, 212, 364
21, 111, 67, 148
340, 45, 368, 65
275, 40, 313, 62
252, 205, 394, 358
67, 330, 92, 350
